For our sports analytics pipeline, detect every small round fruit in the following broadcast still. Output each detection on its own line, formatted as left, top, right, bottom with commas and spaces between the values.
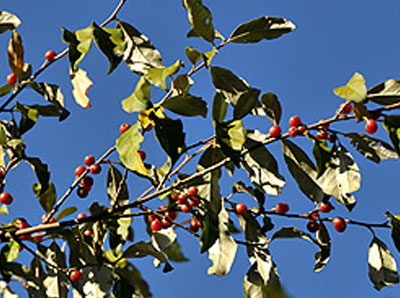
84, 155, 95, 166
340, 103, 352, 114
151, 219, 162, 231
319, 119, 329, 130
16, 218, 29, 229
365, 119, 378, 134
77, 213, 87, 220
0, 192, 13, 205
161, 218, 172, 229
236, 203, 247, 215
316, 130, 328, 140
189, 196, 200, 207
319, 202, 333, 213
41, 214, 56, 224
33, 232, 43, 242
45, 50, 56, 61
288, 126, 298, 138
276, 203, 289, 214
84, 229, 93, 237
148, 214, 158, 223
307, 220, 320, 233
297, 125, 307, 135
181, 204, 192, 213
119, 123, 131, 134
138, 150, 146, 161
269, 125, 282, 138
368, 110, 381, 120
74, 165, 86, 177
289, 116, 302, 127
328, 134, 337, 143
70, 270, 82, 283
187, 186, 198, 197
19, 234, 31, 241
165, 210, 177, 221
145, 124, 153, 132
89, 164, 101, 175
77, 187, 89, 198
6, 73, 17, 85
310, 211, 319, 220
81, 176, 94, 189
170, 193, 178, 201
190, 217, 201, 232
177, 193, 187, 204
333, 217, 347, 233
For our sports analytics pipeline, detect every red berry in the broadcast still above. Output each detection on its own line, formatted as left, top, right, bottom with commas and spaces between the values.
148, 214, 158, 223
189, 196, 200, 207
236, 203, 248, 215
89, 164, 101, 175
151, 219, 162, 231
187, 186, 198, 196
45, 50, 56, 61
0, 192, 13, 205
340, 103, 352, 114
84, 229, 93, 237
158, 205, 167, 211
289, 116, 302, 127
81, 176, 94, 188
368, 110, 381, 120
6, 73, 17, 85
15, 218, 28, 229
41, 214, 56, 224
84, 155, 95, 166
181, 204, 192, 213
0, 168, 6, 180
77, 187, 89, 198
70, 270, 82, 283
138, 150, 146, 161
276, 203, 289, 214
165, 210, 177, 221
316, 130, 328, 140
319, 119, 329, 130
310, 211, 320, 220
333, 217, 347, 233
119, 123, 131, 134
269, 125, 282, 138
19, 234, 31, 241
77, 213, 87, 220
177, 193, 187, 204
307, 220, 320, 233
319, 202, 333, 213
297, 125, 307, 135
190, 217, 201, 232
170, 194, 178, 201
74, 165, 86, 177
365, 119, 378, 134
145, 124, 153, 132
288, 126, 298, 138
161, 218, 172, 228
33, 232, 43, 242
328, 134, 337, 143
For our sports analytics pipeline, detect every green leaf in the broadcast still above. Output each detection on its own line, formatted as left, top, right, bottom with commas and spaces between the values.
162, 95, 207, 118
282, 140, 329, 203
333, 72, 367, 103
54, 206, 77, 222
43, 242, 69, 298
202, 48, 218, 68
172, 75, 193, 96
200, 208, 219, 253
210, 66, 248, 98
344, 132, 399, 163
368, 237, 399, 291
185, 46, 202, 65
216, 120, 245, 167
122, 77, 152, 113
383, 115, 400, 156
312, 139, 332, 178
230, 16, 295, 44
367, 79, 400, 105
243, 134, 286, 195
108, 211, 133, 250
144, 60, 183, 91
32, 182, 56, 213
117, 21, 163, 74
233, 181, 265, 210
182, 0, 215, 43
15, 101, 39, 135
0, 205, 8, 215
92, 22, 123, 74
0, 11, 21, 34
62, 26, 93, 71
123, 241, 167, 263
386, 212, 400, 254
152, 116, 186, 165
107, 164, 129, 207
314, 222, 331, 272
233, 88, 260, 119
115, 263, 152, 298
163, 241, 188, 262
24, 156, 50, 194
116, 122, 148, 176
271, 226, 316, 243
252, 92, 282, 125
0, 84, 15, 97
212, 92, 227, 122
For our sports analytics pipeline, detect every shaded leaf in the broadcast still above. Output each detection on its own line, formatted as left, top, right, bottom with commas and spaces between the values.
333, 72, 367, 103
70, 68, 93, 109
43, 242, 69, 298
0, 85, 15, 97
0, 11, 21, 34
230, 16, 295, 43
55, 206, 77, 222
383, 115, 400, 156
144, 60, 183, 91
122, 77, 152, 113
252, 92, 282, 125
118, 21, 163, 74
233, 181, 265, 210
367, 79, 400, 105
216, 120, 245, 166
312, 139, 331, 178
172, 75, 193, 96
314, 222, 331, 272
210, 66, 248, 100
29, 82, 67, 116
123, 241, 167, 263
115, 263, 151, 298
62, 26, 93, 71
24, 156, 50, 194
32, 182, 56, 213
107, 164, 129, 207
212, 92, 227, 122
202, 48, 218, 68
386, 212, 400, 254
368, 237, 399, 290
164, 241, 188, 262
234, 88, 260, 120
271, 226, 315, 243
162, 95, 207, 118
344, 132, 399, 163
200, 208, 219, 253
182, 0, 215, 43
185, 46, 202, 65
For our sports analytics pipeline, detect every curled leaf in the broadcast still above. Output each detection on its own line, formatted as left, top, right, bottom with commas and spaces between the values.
70, 68, 93, 108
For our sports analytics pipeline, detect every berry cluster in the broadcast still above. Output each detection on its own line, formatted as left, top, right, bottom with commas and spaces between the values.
74, 155, 101, 199
148, 205, 177, 232
288, 116, 307, 138
303, 201, 347, 233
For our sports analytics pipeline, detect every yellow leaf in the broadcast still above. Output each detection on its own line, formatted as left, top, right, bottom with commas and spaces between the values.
333, 72, 367, 103
70, 68, 93, 108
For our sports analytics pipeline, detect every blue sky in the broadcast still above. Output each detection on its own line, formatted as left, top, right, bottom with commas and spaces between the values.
1, 1, 400, 297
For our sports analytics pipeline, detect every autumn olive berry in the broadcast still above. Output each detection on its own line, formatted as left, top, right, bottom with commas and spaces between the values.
190, 217, 201, 232
316, 130, 328, 140
0, 192, 13, 205
19, 234, 31, 241
148, 214, 158, 223
177, 193, 188, 204
181, 204, 192, 213
328, 134, 337, 143
41, 214, 56, 224
6, 73, 17, 85
189, 196, 200, 207
84, 229, 93, 237
77, 187, 89, 198
84, 155, 95, 166
74, 165, 86, 177
319, 202, 333, 213
236, 203, 247, 215
81, 176, 94, 189
319, 119, 329, 130
151, 219, 162, 231
145, 124, 153, 132
89, 164, 101, 175
276, 203, 289, 214
269, 125, 282, 138
16, 218, 28, 229
45, 50, 56, 61
70, 270, 83, 283
138, 150, 146, 161
33, 232, 43, 242
368, 110, 381, 120
165, 210, 177, 220
310, 211, 319, 220
77, 213, 87, 220
187, 186, 198, 197
297, 125, 307, 135
333, 217, 347, 233
288, 126, 298, 138
170, 194, 178, 201
340, 103, 352, 114
161, 218, 172, 228
307, 220, 320, 233
365, 119, 378, 134
289, 116, 302, 127
119, 123, 131, 134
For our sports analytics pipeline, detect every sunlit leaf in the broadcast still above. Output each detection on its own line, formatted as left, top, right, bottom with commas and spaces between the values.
0, 11, 21, 34
55, 206, 77, 221
314, 222, 331, 272
367, 79, 400, 105
43, 242, 69, 298
70, 68, 93, 109
144, 60, 183, 91
32, 182, 56, 213
333, 72, 367, 103
121, 77, 152, 113
7, 29, 24, 77
62, 26, 93, 71
185, 46, 202, 65
216, 120, 245, 166
202, 48, 218, 68
383, 115, 400, 156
